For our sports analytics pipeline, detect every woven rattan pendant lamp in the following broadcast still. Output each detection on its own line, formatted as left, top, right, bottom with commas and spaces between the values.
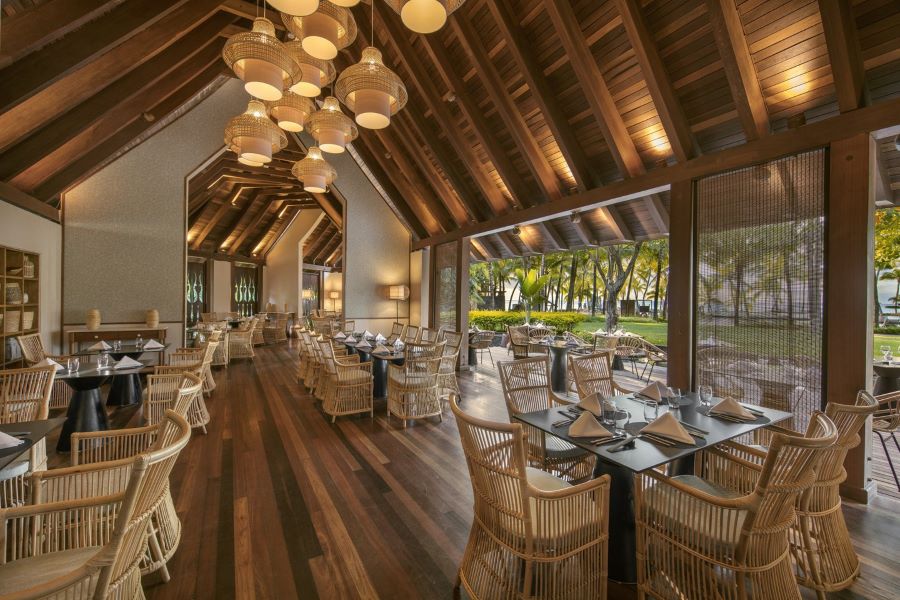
282, 1, 357, 60
329, 0, 360, 6
222, 17, 295, 101
267, 91, 316, 132
292, 146, 337, 193
385, 0, 466, 34
267, 0, 319, 15
285, 41, 336, 98
307, 96, 358, 153
335, 46, 407, 129
224, 100, 287, 164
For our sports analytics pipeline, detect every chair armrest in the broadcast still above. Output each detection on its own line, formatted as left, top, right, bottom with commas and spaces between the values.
70, 425, 158, 465
336, 354, 361, 365
30, 459, 134, 504
550, 392, 574, 406
529, 475, 611, 548
637, 468, 756, 516
693, 442, 764, 495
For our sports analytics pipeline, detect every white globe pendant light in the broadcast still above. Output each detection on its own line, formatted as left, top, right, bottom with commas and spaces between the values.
385, 0, 467, 34
222, 17, 296, 101
335, 47, 407, 129
267, 0, 319, 16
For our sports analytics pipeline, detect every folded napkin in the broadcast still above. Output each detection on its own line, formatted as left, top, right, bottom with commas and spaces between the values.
577, 392, 603, 417
334, 331, 347, 340
35, 357, 64, 371
143, 339, 164, 350
568, 411, 613, 439
636, 382, 665, 402
0, 431, 25, 449
374, 343, 390, 354
542, 335, 554, 344
363, 330, 374, 339
114, 356, 143, 370
710, 397, 755, 420
594, 328, 605, 335
356, 339, 372, 349
88, 341, 111, 351
565, 337, 580, 347
375, 333, 387, 343
641, 412, 695, 445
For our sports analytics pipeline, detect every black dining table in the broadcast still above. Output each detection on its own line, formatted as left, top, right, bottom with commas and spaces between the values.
873, 361, 900, 395
74, 344, 168, 406
54, 360, 154, 452
513, 393, 791, 584
537, 340, 587, 393
342, 338, 404, 398
0, 418, 66, 471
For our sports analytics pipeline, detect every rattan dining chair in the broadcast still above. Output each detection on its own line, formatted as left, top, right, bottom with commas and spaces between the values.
507, 325, 531, 359
72, 376, 202, 582
873, 389, 900, 492
0, 412, 191, 599
143, 372, 204, 427
635, 411, 838, 600
569, 350, 629, 400
450, 395, 611, 600
469, 330, 495, 367
402, 325, 420, 343
387, 322, 405, 344
419, 327, 442, 343
437, 330, 463, 403
16, 332, 74, 410
154, 351, 210, 434
210, 329, 229, 367
615, 334, 645, 376
0, 365, 55, 508
264, 315, 289, 344
319, 340, 373, 422
387, 341, 445, 426
639, 340, 668, 382
497, 357, 595, 482
230, 319, 257, 360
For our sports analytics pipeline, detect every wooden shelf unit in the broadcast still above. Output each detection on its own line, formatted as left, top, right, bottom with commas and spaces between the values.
1, 245, 40, 368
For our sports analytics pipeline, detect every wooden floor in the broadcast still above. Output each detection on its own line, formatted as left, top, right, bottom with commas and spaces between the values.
46, 342, 900, 599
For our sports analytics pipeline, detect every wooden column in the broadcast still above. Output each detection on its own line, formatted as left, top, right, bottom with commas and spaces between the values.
457, 238, 471, 368
826, 134, 875, 502
667, 180, 694, 389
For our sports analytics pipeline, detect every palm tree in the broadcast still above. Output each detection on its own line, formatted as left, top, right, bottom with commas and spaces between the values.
514, 268, 549, 324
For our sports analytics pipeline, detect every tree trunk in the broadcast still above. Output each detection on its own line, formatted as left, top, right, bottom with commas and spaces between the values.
605, 288, 619, 332
565, 254, 577, 311
783, 247, 794, 328
652, 250, 662, 320
591, 262, 598, 317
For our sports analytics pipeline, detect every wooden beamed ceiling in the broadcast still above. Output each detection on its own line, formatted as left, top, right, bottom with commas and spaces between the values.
0, 0, 898, 257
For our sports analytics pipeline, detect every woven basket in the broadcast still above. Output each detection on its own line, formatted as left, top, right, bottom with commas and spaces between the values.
5, 282, 22, 304
5, 311, 20, 333
22, 311, 34, 330
86, 309, 101, 331
146, 309, 159, 328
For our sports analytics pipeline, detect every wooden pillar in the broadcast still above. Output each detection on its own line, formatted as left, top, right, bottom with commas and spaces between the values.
826, 133, 875, 502
457, 238, 471, 368
667, 180, 694, 390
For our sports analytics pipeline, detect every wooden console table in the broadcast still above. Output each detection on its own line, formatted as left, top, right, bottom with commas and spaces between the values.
67, 326, 167, 362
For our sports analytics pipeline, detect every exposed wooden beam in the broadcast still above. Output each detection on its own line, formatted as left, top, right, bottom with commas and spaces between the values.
515, 228, 539, 255
544, 0, 645, 178
817, 0, 868, 112
705, 0, 770, 140
411, 96, 900, 249
492, 233, 518, 258
0, 12, 235, 181
487, 0, 599, 191
469, 241, 487, 262
0, 0, 223, 153
571, 217, 597, 247
450, 14, 563, 203
599, 206, 632, 241
192, 200, 234, 250
644, 195, 670, 234
615, 0, 698, 163
220, 0, 284, 29
310, 192, 343, 229
230, 200, 283, 256
188, 248, 263, 265
315, 236, 342, 264
874, 141, 895, 206
371, 6, 508, 216
221, 191, 265, 252
538, 221, 566, 250
259, 207, 299, 256
471, 238, 496, 260
0, 181, 60, 222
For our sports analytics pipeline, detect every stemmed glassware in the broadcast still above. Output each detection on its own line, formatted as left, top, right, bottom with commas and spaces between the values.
881, 344, 892, 363
699, 385, 713, 408
67, 357, 80, 374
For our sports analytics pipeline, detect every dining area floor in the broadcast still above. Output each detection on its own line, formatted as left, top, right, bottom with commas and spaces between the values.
41, 340, 899, 600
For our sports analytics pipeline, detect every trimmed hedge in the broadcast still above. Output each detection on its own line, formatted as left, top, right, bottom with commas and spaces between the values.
876, 325, 900, 335
469, 310, 586, 332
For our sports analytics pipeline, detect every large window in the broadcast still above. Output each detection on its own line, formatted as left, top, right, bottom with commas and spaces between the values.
695, 149, 825, 431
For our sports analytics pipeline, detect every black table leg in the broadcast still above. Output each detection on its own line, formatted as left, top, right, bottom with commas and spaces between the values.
58, 387, 109, 452
593, 458, 637, 584
106, 373, 143, 406
548, 346, 568, 394
468, 346, 477, 365
372, 357, 388, 398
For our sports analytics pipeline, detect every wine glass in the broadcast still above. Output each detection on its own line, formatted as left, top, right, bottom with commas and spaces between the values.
67, 357, 80, 374
97, 352, 109, 370
667, 387, 682, 410
699, 385, 713, 408
881, 344, 891, 363
643, 401, 659, 422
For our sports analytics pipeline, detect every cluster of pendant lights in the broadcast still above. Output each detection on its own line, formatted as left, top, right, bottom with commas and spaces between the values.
222, 0, 464, 193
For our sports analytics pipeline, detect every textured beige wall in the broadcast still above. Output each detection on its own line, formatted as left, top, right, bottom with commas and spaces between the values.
211, 260, 232, 313
0, 201, 63, 352
409, 249, 424, 327
62, 79, 248, 328
264, 209, 323, 313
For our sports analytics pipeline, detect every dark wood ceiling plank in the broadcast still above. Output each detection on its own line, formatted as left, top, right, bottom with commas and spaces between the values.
544, 0, 645, 178
469, 241, 486, 262
817, 0, 868, 112
0, 15, 234, 181
0, 180, 60, 221
230, 199, 284, 256
705, 0, 770, 140
615, 0, 699, 163
538, 221, 566, 251
262, 207, 302, 257
451, 14, 562, 203
600, 206, 633, 241
644, 195, 670, 234
487, 0, 600, 191
11, 39, 225, 192
192, 200, 234, 251
571, 217, 597, 247
0, 0, 223, 153
219, 190, 265, 253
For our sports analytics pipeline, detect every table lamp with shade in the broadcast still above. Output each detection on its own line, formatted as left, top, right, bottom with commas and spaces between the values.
388, 285, 410, 321
328, 290, 340, 311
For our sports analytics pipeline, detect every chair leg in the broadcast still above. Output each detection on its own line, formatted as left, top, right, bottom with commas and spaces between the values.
877, 432, 900, 491
453, 573, 462, 600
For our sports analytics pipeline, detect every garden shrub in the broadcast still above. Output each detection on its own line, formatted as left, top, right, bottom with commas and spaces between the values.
469, 310, 586, 332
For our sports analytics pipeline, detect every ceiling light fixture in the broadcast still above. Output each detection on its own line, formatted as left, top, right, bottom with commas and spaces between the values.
307, 96, 358, 153
570, 212, 582, 224
285, 41, 336, 98
385, 0, 467, 34
335, 47, 407, 129
282, 1, 357, 61
267, 91, 316, 132
292, 146, 337, 193
267, 0, 319, 16
224, 99, 287, 165
222, 17, 295, 101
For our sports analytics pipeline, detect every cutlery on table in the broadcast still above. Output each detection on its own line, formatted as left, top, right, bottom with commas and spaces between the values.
641, 433, 676, 447
589, 435, 626, 446
607, 435, 636, 452
738, 403, 765, 416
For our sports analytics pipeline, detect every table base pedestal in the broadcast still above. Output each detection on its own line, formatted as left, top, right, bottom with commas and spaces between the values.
107, 373, 143, 406
594, 459, 637, 584
58, 389, 109, 453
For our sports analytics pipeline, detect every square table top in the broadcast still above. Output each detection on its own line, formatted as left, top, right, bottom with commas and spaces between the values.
0, 418, 66, 471
54, 359, 155, 380
513, 394, 792, 473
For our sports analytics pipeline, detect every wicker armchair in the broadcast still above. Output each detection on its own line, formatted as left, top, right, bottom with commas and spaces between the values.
635, 412, 838, 600
507, 325, 531, 359
0, 412, 192, 599
569, 351, 629, 400
310, 316, 332, 336
591, 332, 619, 353
387, 322, 405, 344
615, 334, 645, 375
264, 316, 289, 344
72, 376, 202, 581
319, 341, 373, 422
450, 395, 610, 600
211, 330, 229, 367
249, 317, 265, 346
342, 319, 356, 333
402, 325, 419, 343
0, 365, 55, 508
469, 330, 495, 367
143, 372, 204, 427
16, 332, 73, 410
230, 320, 256, 360
873, 390, 900, 491
419, 327, 441, 343
497, 357, 594, 482
639, 340, 667, 382
387, 341, 445, 426
437, 330, 463, 402
154, 351, 210, 434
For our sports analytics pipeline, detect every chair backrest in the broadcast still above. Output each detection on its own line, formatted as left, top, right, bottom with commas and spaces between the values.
390, 322, 404, 337
318, 340, 337, 377
404, 341, 446, 377
15, 333, 46, 364
201, 341, 218, 368
403, 325, 419, 342
874, 390, 900, 432
471, 330, 494, 349
527, 326, 554, 340
508, 325, 529, 345
592, 333, 618, 351
200, 312, 217, 323
497, 357, 552, 417
0, 365, 55, 422
440, 330, 463, 353
144, 372, 204, 426
450, 395, 534, 542
569, 351, 617, 399
343, 320, 356, 333
616, 335, 644, 352
420, 327, 441, 343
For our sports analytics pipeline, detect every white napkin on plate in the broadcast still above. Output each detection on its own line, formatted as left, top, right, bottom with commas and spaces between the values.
710, 397, 755, 420
374, 343, 390, 354
143, 339, 164, 350
568, 411, 612, 439
0, 431, 24, 449
114, 356, 143, 370
641, 412, 695, 445
375, 333, 387, 343
334, 331, 346, 340
363, 330, 374, 339
35, 357, 64, 371
577, 392, 603, 417
88, 341, 111, 351
356, 339, 372, 349
636, 382, 666, 402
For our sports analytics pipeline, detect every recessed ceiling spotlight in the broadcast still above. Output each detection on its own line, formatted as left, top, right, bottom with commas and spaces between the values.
142, 112, 155, 122
570, 212, 581, 224
511, 226, 521, 236
895, 135, 900, 152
